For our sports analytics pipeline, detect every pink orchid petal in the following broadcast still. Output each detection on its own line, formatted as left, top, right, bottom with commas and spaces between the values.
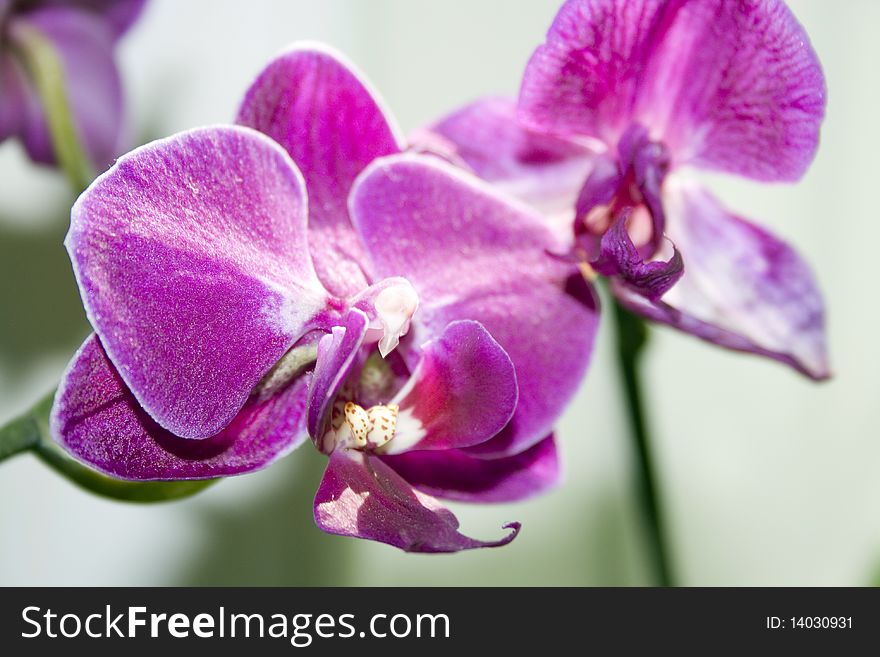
314, 449, 520, 553
350, 154, 599, 457
382, 320, 517, 454
67, 126, 328, 439
615, 180, 829, 379
237, 44, 404, 297
382, 433, 561, 503
416, 96, 596, 243
51, 335, 310, 480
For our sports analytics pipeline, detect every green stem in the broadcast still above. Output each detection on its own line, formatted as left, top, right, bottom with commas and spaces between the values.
0, 409, 41, 461
32, 439, 216, 503
0, 391, 216, 503
11, 23, 95, 191
610, 296, 676, 586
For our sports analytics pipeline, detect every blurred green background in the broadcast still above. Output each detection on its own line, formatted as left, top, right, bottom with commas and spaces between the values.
1, 0, 876, 586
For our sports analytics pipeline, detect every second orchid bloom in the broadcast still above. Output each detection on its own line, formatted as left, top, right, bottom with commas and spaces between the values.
425, 0, 829, 379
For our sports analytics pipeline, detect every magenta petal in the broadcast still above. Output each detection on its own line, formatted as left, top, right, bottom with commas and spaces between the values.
306, 309, 369, 441
382, 320, 517, 454
382, 434, 560, 503
350, 154, 599, 457
519, 0, 666, 145
51, 335, 310, 480
10, 7, 124, 168
67, 126, 328, 439
237, 44, 404, 297
314, 449, 520, 552
520, 0, 825, 181
637, 0, 825, 181
616, 181, 829, 379
416, 96, 595, 241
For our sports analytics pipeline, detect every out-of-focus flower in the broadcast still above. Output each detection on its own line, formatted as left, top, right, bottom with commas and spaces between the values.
0, 0, 145, 169
421, 0, 829, 379
51, 47, 598, 551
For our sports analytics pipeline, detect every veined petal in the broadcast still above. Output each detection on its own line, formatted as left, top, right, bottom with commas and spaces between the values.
9, 6, 124, 168
350, 154, 599, 457
520, 0, 825, 181
519, 0, 666, 145
51, 335, 310, 480
306, 309, 369, 443
416, 96, 596, 244
636, 0, 825, 181
66, 126, 328, 439
237, 43, 404, 297
379, 320, 517, 455
314, 449, 520, 553
615, 179, 829, 379
382, 434, 560, 503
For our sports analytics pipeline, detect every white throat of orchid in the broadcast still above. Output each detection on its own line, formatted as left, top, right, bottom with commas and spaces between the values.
323, 399, 425, 455
320, 352, 426, 455
340, 400, 398, 450
371, 282, 419, 358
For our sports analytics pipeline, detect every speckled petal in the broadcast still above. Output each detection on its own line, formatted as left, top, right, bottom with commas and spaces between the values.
51, 335, 310, 480
237, 44, 404, 297
520, 0, 825, 181
382, 433, 560, 503
380, 320, 517, 455
350, 154, 599, 457
22, 1, 148, 38
615, 179, 829, 379
66, 126, 328, 439
313, 449, 520, 553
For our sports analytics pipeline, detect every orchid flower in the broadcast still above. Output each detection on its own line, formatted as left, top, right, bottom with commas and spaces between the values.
0, 0, 144, 170
420, 0, 829, 379
51, 46, 598, 552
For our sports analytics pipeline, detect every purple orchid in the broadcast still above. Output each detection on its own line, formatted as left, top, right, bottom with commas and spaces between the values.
0, 0, 145, 168
420, 0, 829, 379
51, 46, 598, 552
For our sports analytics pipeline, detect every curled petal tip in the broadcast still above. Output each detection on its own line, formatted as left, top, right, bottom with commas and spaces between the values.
501, 521, 522, 543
